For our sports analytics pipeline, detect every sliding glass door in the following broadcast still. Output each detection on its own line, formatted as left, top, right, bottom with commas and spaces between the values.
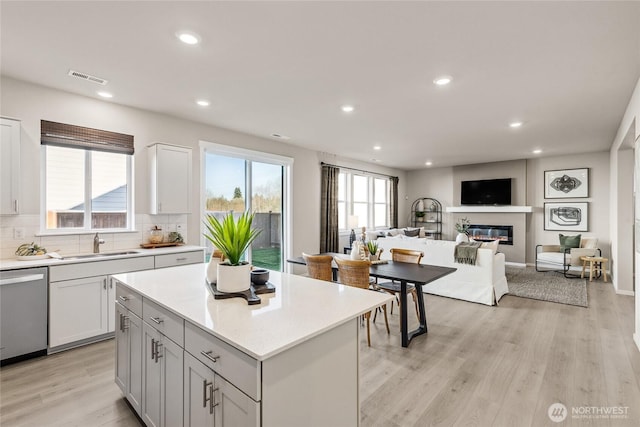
202, 142, 290, 271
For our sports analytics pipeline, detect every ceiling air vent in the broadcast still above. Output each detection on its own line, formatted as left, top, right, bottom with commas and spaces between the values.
67, 70, 108, 85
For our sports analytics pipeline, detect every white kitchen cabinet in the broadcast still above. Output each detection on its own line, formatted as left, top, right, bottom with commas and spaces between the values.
148, 143, 192, 214
142, 321, 183, 427
0, 117, 20, 215
49, 275, 110, 347
49, 256, 155, 351
115, 301, 143, 417
183, 352, 259, 427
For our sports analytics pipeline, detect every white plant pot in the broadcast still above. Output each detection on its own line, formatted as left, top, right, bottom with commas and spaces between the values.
456, 233, 469, 244
206, 256, 221, 284
216, 262, 252, 293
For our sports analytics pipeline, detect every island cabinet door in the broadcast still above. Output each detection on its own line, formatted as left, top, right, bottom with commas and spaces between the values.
184, 352, 215, 427
142, 323, 183, 427
214, 373, 260, 427
115, 303, 143, 417
115, 303, 129, 395
127, 311, 143, 417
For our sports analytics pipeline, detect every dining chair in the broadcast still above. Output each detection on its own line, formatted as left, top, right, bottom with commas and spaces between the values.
302, 252, 334, 282
375, 248, 423, 322
334, 257, 390, 346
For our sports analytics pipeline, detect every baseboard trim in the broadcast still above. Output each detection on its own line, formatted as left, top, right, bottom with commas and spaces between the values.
505, 262, 526, 268
616, 289, 635, 296
634, 333, 640, 353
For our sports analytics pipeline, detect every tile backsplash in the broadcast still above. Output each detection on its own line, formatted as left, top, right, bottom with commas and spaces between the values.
0, 214, 188, 259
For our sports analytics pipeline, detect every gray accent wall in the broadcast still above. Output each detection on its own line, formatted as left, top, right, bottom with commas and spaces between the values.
407, 154, 610, 265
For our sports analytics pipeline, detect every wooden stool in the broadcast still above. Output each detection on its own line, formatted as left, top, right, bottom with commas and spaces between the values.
580, 256, 608, 282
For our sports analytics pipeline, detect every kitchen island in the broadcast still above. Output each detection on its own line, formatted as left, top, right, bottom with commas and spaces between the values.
111, 263, 392, 427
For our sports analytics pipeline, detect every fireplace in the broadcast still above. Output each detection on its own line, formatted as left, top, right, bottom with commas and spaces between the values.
468, 224, 513, 245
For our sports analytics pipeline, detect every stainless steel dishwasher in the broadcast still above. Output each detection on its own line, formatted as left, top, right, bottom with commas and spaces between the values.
0, 267, 48, 365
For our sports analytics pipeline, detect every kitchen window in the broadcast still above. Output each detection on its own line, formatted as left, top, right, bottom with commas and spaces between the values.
40, 121, 134, 232
338, 172, 389, 230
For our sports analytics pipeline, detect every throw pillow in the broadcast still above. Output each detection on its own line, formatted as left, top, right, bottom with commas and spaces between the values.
482, 240, 499, 254
559, 234, 581, 252
470, 238, 499, 254
404, 228, 420, 237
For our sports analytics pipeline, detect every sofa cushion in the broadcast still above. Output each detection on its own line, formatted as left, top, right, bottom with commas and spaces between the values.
404, 228, 420, 237
559, 234, 581, 252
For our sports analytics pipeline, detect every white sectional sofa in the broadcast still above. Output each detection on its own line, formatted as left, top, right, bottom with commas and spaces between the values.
376, 237, 508, 306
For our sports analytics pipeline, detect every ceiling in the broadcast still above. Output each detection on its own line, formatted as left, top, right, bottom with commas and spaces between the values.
1, 1, 639, 171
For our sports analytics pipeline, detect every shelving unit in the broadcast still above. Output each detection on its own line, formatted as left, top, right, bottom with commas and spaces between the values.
411, 198, 442, 240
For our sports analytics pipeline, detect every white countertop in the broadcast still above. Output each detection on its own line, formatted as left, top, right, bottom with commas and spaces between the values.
112, 263, 393, 361
0, 245, 205, 271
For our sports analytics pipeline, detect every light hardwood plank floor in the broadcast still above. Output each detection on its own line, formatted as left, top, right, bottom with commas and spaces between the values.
1, 277, 638, 427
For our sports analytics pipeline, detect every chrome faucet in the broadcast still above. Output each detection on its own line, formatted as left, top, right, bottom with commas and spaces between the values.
93, 233, 105, 253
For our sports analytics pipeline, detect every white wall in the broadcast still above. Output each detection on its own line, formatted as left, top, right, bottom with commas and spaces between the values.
608, 76, 640, 352
0, 76, 407, 261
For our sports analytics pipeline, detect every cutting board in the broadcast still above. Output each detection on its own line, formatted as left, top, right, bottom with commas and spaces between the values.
139, 242, 185, 249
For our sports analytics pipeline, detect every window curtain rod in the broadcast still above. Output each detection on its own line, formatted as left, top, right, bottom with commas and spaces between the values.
320, 162, 397, 179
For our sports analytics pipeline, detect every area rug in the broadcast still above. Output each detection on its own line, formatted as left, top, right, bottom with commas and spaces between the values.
505, 266, 588, 307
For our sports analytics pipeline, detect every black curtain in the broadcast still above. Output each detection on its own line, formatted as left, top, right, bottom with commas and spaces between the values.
390, 176, 399, 228
320, 164, 340, 252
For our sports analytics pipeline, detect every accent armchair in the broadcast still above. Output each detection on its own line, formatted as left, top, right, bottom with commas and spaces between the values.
535, 237, 600, 278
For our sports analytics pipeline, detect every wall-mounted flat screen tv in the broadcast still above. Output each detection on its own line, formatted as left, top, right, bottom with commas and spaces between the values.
461, 178, 512, 205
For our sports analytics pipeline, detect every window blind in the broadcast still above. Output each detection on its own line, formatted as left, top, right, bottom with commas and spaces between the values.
41, 120, 134, 155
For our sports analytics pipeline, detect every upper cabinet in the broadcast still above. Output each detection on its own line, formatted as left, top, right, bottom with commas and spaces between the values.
148, 143, 192, 214
0, 117, 21, 215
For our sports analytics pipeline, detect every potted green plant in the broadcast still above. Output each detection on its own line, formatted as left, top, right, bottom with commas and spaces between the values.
203, 212, 261, 292
455, 217, 471, 244
366, 240, 380, 261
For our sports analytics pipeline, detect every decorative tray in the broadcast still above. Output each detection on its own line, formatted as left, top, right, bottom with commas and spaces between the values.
205, 280, 275, 305
370, 260, 388, 265
140, 242, 184, 249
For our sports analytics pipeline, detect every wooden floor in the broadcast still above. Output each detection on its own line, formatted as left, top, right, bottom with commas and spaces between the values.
1, 277, 639, 427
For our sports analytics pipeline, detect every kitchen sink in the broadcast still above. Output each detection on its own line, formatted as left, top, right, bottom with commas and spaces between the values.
62, 251, 140, 260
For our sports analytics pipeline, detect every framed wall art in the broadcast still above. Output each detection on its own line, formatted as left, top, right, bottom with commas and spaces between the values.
544, 168, 589, 199
544, 202, 588, 231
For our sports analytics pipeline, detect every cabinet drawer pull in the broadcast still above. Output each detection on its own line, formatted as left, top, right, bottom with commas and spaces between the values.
119, 295, 130, 302
14, 200, 18, 213
155, 342, 163, 362
151, 338, 157, 360
122, 316, 129, 331
203, 380, 213, 409
211, 387, 219, 412
103, 278, 107, 290
119, 313, 124, 331
149, 316, 164, 324
176, 257, 187, 262
201, 350, 220, 363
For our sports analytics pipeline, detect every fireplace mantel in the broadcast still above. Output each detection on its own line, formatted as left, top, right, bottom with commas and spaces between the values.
445, 206, 534, 213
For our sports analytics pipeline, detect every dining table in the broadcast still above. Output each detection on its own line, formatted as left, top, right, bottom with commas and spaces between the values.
287, 254, 456, 347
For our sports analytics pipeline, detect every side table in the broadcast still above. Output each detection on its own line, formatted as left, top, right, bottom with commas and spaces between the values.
580, 256, 608, 282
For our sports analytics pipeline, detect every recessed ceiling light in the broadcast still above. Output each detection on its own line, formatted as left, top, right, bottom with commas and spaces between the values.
97, 91, 113, 98
425, 161, 433, 166
373, 145, 381, 151
433, 76, 452, 86
341, 105, 355, 113
532, 149, 542, 154
510, 121, 523, 128
271, 133, 291, 140
176, 31, 200, 45
196, 100, 210, 107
